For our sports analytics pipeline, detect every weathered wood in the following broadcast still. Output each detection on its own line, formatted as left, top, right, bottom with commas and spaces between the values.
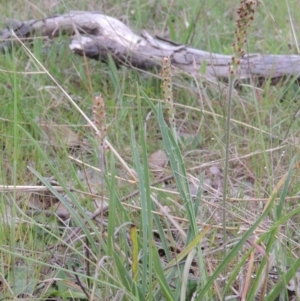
1, 11, 300, 83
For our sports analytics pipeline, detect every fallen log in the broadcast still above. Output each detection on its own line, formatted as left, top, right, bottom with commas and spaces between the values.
1, 11, 300, 84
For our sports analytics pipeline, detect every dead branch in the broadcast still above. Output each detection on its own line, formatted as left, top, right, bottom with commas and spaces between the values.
1, 11, 300, 84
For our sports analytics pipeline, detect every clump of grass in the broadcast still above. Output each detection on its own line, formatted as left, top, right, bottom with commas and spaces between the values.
1, 1, 300, 300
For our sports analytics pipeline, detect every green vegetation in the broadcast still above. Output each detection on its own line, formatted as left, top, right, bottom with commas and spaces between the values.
0, 0, 300, 300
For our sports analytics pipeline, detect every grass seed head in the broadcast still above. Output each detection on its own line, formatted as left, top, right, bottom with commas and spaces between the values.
160, 56, 175, 130
231, 0, 258, 74
93, 94, 107, 146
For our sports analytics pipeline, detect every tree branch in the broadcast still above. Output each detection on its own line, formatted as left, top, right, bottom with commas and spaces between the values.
1, 11, 300, 84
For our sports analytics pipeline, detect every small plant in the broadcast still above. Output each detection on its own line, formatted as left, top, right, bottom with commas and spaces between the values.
222, 0, 258, 250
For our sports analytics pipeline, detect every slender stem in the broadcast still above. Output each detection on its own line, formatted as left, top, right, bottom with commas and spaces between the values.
223, 74, 235, 257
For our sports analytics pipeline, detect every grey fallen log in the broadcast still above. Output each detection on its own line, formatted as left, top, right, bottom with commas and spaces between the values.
1, 11, 300, 83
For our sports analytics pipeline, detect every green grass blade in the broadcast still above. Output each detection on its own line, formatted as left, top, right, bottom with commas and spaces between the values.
151, 201, 172, 262
275, 156, 296, 220
130, 84, 153, 296
194, 195, 277, 300
19, 126, 104, 253
144, 92, 198, 243
27, 166, 100, 252
180, 248, 196, 301
152, 228, 210, 299
167, 17, 177, 41
151, 240, 176, 301
266, 257, 300, 301
165, 227, 210, 271
108, 54, 120, 95
130, 225, 139, 282
107, 153, 117, 257
113, 251, 144, 301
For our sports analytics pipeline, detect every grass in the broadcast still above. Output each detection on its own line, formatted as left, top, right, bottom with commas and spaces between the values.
1, 0, 300, 300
